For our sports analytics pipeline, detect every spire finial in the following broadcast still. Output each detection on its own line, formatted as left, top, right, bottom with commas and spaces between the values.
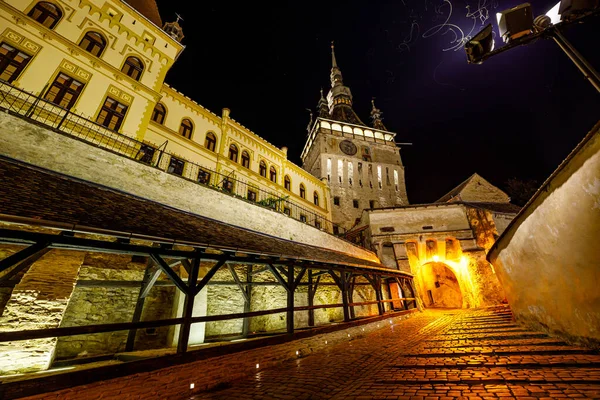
317, 88, 330, 118
331, 41, 338, 68
370, 97, 387, 131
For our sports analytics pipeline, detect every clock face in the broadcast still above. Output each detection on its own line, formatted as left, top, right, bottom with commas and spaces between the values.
339, 140, 357, 156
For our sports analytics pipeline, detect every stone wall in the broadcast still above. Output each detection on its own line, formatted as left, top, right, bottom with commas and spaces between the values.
0, 112, 378, 264
489, 123, 600, 347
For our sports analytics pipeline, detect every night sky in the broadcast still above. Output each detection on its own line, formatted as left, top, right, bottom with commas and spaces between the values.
156, 0, 600, 204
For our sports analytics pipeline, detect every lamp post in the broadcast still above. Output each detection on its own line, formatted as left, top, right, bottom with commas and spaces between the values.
465, 1, 600, 93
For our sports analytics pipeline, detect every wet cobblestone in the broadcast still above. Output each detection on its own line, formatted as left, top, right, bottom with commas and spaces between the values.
189, 307, 600, 399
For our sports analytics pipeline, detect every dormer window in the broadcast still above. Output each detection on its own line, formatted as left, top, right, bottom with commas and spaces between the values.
28, 2, 62, 29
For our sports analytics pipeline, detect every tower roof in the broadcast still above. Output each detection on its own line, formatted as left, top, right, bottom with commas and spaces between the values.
326, 43, 365, 125
124, 0, 162, 27
436, 173, 511, 204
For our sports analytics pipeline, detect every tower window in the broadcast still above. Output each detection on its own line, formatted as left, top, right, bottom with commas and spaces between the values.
337, 159, 343, 184
269, 166, 277, 183
348, 162, 353, 186
241, 150, 250, 168
179, 118, 193, 139
204, 132, 217, 151
122, 56, 143, 81
259, 160, 267, 177
353, 199, 359, 208
96, 96, 127, 131
334, 196, 340, 206
362, 146, 372, 162
228, 144, 239, 162
28, 2, 62, 29
79, 31, 106, 57
151, 103, 166, 124
299, 184, 306, 199
377, 165, 383, 189
369, 200, 375, 209
0, 43, 31, 83
44, 72, 84, 110
386, 167, 391, 185
394, 170, 399, 192
327, 158, 332, 182
313, 191, 319, 206
284, 175, 291, 191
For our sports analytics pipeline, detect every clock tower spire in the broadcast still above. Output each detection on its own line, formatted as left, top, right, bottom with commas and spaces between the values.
327, 43, 364, 125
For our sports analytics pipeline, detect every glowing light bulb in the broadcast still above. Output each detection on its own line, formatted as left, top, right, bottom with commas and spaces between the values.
296, 350, 299, 356
190, 383, 195, 389
256, 363, 260, 369
347, 333, 350, 337
325, 340, 328, 344
433, 255, 440, 262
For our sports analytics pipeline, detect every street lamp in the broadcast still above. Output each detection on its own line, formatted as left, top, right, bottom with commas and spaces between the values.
464, 1, 600, 93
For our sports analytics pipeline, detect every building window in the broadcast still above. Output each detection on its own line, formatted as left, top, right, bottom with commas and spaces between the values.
44, 72, 84, 109
353, 199, 359, 208
151, 103, 166, 124
348, 162, 353, 186
386, 167, 391, 186
313, 191, 319, 206
394, 170, 399, 192
259, 160, 267, 177
96, 97, 127, 131
0, 43, 31, 83
167, 156, 184, 176
315, 220, 322, 229
179, 119, 193, 139
222, 178, 233, 193
300, 214, 307, 223
79, 31, 106, 57
122, 56, 143, 81
299, 184, 306, 199
28, 2, 62, 29
247, 189, 257, 202
334, 196, 340, 206
284, 175, 291, 191
228, 144, 239, 162
205, 132, 217, 151
377, 165, 383, 189
138, 144, 155, 164
369, 200, 375, 209
241, 150, 250, 168
197, 169, 211, 185
337, 159, 343, 184
327, 158, 332, 182
269, 166, 277, 183
283, 207, 291, 216
333, 226, 339, 235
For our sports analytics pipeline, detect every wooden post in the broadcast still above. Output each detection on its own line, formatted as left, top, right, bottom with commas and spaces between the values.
242, 265, 252, 337
348, 275, 356, 319
374, 276, 384, 316
286, 265, 294, 335
307, 269, 314, 327
125, 259, 161, 351
177, 256, 200, 353
341, 271, 350, 322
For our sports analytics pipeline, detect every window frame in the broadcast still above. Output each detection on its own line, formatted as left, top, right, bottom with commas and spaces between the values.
269, 166, 277, 183
167, 156, 185, 176
96, 96, 128, 132
0, 42, 32, 83
299, 184, 306, 199
179, 118, 193, 139
28, 2, 63, 30
121, 56, 144, 81
228, 144, 239, 162
44, 72, 84, 110
79, 31, 107, 57
151, 103, 166, 124
205, 132, 217, 151
313, 191, 319, 206
259, 160, 267, 177
284, 175, 291, 191
241, 150, 250, 168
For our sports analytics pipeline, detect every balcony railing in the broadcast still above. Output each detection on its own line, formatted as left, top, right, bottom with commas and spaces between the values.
0, 80, 353, 240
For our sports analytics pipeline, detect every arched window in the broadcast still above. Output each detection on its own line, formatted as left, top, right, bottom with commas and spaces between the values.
284, 175, 291, 191
269, 166, 277, 183
79, 31, 106, 57
179, 118, 193, 139
28, 2, 62, 29
122, 56, 143, 81
205, 132, 216, 151
241, 150, 250, 168
151, 103, 166, 124
259, 160, 267, 177
299, 184, 306, 199
228, 144, 239, 162
313, 191, 319, 206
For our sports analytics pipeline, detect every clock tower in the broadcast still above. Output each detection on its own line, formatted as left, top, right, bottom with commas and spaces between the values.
301, 45, 409, 232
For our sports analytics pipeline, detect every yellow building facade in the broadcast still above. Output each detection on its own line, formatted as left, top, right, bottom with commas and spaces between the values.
0, 0, 331, 228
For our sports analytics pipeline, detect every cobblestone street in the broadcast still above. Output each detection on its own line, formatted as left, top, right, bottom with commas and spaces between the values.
190, 307, 600, 399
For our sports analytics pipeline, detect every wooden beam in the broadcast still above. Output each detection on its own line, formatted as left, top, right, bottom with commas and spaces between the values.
139, 263, 162, 299
292, 267, 307, 290
194, 258, 227, 296
249, 266, 269, 276
267, 264, 289, 291
348, 275, 356, 319
149, 253, 188, 293
227, 264, 249, 303
126, 260, 159, 351
0, 246, 50, 283
0, 242, 49, 274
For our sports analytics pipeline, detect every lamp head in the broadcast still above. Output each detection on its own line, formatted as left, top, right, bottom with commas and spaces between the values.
465, 24, 495, 64
497, 3, 534, 43
559, 0, 599, 20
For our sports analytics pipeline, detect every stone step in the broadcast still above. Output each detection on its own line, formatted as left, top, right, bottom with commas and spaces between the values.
446, 324, 519, 330
441, 328, 530, 335
427, 332, 549, 341
422, 340, 568, 349
403, 347, 598, 357
388, 361, 600, 369
375, 378, 600, 385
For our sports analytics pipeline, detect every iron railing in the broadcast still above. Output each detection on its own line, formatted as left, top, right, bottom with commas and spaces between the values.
0, 80, 351, 239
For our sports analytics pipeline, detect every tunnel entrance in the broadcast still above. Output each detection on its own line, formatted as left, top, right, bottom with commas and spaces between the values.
421, 262, 463, 308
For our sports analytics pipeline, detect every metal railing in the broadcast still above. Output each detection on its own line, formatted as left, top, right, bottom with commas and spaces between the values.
0, 80, 351, 239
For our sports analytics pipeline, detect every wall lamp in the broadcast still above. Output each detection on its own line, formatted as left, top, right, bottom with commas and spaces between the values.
464, 1, 600, 92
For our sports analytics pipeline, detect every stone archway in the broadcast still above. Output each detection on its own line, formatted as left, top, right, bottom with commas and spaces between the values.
420, 262, 463, 308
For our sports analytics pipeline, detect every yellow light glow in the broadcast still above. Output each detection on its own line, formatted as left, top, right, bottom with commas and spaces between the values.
256, 363, 260, 369
433, 255, 440, 262
190, 383, 195, 389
